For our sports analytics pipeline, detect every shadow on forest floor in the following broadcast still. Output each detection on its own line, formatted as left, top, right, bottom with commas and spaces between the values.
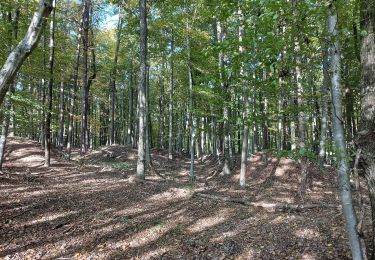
0, 137, 372, 259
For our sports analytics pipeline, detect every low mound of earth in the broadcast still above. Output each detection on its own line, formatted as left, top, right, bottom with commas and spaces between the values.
0, 137, 372, 259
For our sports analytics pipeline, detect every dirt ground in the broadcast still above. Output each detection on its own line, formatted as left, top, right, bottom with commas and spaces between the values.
0, 137, 372, 259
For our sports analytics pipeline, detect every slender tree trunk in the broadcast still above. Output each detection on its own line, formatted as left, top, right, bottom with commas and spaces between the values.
168, 29, 174, 159
80, 0, 90, 155
44, 0, 56, 167
319, 40, 330, 166
239, 5, 247, 188
186, 19, 195, 181
67, 19, 82, 159
110, 13, 122, 145
358, 0, 375, 258
328, 3, 364, 259
0, 3, 20, 170
136, 0, 147, 179
58, 82, 64, 151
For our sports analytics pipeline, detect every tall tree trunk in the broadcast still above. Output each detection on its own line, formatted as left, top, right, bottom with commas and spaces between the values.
80, 0, 90, 155
358, 0, 375, 258
58, 82, 64, 151
216, 12, 231, 175
186, 19, 195, 181
44, 0, 56, 167
126, 62, 134, 146
110, 12, 122, 145
239, 5, 247, 188
0, 0, 53, 106
328, 3, 364, 259
319, 39, 330, 166
136, 0, 147, 179
168, 29, 174, 159
67, 19, 82, 159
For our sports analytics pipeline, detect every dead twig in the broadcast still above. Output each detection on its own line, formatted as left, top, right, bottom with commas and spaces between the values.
192, 192, 341, 212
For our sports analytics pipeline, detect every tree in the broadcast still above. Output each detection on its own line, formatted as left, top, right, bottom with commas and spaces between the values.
357, 0, 375, 257
80, 0, 91, 155
44, 0, 56, 167
239, 3, 247, 188
136, 0, 147, 179
328, 2, 363, 259
110, 11, 123, 145
0, 0, 53, 107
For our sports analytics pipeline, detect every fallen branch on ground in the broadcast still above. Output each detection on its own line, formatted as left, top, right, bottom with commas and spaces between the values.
192, 192, 341, 212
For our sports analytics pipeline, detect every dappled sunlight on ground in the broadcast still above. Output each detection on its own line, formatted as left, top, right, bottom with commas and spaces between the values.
0, 138, 372, 259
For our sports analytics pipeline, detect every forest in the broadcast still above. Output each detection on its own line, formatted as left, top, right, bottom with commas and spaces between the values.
0, 0, 374, 259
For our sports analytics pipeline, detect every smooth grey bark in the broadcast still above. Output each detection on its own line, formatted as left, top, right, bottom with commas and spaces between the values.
67, 19, 82, 159
126, 59, 134, 146
186, 19, 195, 181
216, 12, 231, 175
136, 0, 147, 179
357, 0, 375, 258
44, 0, 56, 167
328, 3, 364, 259
158, 77, 165, 148
238, 5, 247, 188
145, 65, 151, 165
58, 81, 64, 151
168, 30, 174, 159
0, 0, 53, 107
110, 12, 122, 145
319, 40, 330, 165
0, 101, 10, 171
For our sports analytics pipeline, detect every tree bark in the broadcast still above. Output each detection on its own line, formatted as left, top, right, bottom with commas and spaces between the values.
358, 0, 375, 258
80, 0, 90, 155
168, 29, 174, 159
110, 12, 122, 145
319, 38, 330, 166
186, 19, 195, 181
0, 0, 53, 107
44, 0, 56, 167
58, 82, 64, 151
238, 5, 247, 188
136, 0, 147, 179
67, 19, 82, 160
328, 3, 364, 259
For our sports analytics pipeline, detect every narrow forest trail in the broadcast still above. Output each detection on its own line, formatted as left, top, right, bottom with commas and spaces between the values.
0, 137, 369, 259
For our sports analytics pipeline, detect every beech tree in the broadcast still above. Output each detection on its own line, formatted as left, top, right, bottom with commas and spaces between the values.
0, 0, 53, 106
136, 0, 147, 179
358, 0, 375, 256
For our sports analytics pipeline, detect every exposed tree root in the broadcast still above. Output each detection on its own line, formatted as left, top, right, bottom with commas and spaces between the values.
192, 192, 340, 212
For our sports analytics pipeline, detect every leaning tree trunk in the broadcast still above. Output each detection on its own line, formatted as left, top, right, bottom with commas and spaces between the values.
0, 0, 53, 107
358, 0, 375, 258
328, 3, 364, 259
44, 0, 56, 167
136, 0, 147, 179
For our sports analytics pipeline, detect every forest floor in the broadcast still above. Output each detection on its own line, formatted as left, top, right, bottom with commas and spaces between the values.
0, 137, 372, 259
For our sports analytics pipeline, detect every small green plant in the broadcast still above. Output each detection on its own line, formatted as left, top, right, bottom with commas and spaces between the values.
106, 162, 130, 170
170, 223, 188, 236
121, 216, 130, 223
